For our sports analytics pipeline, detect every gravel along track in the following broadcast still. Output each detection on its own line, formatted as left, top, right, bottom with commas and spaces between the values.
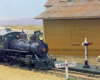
43, 68, 100, 80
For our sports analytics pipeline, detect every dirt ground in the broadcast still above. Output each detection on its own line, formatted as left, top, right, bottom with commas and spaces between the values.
51, 55, 100, 66
0, 55, 99, 80
0, 65, 65, 80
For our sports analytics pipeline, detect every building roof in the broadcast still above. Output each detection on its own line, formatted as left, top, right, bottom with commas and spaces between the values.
44, 0, 67, 7
35, 1, 100, 19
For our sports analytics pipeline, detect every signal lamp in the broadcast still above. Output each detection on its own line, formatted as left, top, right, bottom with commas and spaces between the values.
89, 42, 93, 45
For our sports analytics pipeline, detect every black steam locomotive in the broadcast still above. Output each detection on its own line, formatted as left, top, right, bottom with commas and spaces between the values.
0, 28, 56, 69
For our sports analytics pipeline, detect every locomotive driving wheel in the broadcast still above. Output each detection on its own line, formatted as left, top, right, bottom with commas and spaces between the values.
18, 57, 25, 67
0, 50, 4, 62
6, 52, 18, 65
7, 52, 13, 65
6, 52, 11, 63
9, 59, 13, 65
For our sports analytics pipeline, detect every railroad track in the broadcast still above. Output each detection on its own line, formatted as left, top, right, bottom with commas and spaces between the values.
48, 68, 100, 80
0, 62, 100, 80
36, 68, 100, 80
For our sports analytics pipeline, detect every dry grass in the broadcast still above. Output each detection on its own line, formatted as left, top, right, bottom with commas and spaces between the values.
0, 65, 65, 80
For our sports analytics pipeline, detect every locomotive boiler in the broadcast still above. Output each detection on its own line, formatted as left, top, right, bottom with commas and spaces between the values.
0, 28, 56, 69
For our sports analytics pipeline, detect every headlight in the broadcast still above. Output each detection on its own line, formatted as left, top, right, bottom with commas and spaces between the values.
39, 34, 44, 40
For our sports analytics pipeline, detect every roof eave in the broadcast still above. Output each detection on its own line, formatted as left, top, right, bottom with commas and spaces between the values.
35, 16, 100, 20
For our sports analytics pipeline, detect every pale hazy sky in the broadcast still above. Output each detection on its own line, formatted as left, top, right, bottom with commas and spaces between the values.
0, 0, 47, 20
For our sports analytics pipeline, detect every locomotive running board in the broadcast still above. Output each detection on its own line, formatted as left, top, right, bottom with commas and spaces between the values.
0, 49, 29, 53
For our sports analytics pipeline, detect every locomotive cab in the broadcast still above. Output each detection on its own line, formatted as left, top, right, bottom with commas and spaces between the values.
0, 28, 20, 49
0, 36, 4, 48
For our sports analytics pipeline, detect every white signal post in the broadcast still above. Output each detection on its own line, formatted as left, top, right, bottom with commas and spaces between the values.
65, 61, 68, 79
82, 38, 92, 68
55, 61, 77, 79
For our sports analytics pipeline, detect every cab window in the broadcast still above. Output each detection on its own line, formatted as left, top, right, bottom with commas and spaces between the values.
0, 37, 3, 44
5, 37, 7, 42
